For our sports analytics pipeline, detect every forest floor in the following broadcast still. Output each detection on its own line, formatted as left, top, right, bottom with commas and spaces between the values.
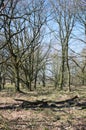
0, 85, 86, 130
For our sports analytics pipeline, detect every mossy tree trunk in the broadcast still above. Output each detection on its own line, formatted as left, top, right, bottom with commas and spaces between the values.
66, 43, 71, 91
59, 46, 65, 90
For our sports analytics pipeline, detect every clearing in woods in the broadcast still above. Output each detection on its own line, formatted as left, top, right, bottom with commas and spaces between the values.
0, 85, 86, 130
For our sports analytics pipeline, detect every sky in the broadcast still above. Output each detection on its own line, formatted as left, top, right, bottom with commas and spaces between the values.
42, 0, 86, 55
43, 19, 86, 55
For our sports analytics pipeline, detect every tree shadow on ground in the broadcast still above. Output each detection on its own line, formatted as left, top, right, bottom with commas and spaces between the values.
0, 96, 86, 110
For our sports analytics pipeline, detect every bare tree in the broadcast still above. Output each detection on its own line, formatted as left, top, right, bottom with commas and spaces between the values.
49, 0, 76, 91
1, 0, 33, 91
15, 0, 48, 91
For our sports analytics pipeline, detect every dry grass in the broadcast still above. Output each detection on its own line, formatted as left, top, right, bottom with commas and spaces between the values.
0, 85, 86, 130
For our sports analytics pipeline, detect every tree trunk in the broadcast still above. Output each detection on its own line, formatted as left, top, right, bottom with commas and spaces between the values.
0, 72, 2, 91
2, 76, 5, 89
66, 44, 71, 91
55, 81, 58, 88
59, 48, 65, 90
34, 74, 37, 89
42, 79, 45, 87
29, 80, 32, 91
42, 65, 46, 87
82, 71, 85, 85
42, 71, 46, 87
54, 74, 58, 89
15, 65, 20, 92
67, 59, 71, 91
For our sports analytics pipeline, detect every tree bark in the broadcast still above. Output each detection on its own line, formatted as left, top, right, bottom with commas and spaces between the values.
59, 47, 65, 90
0, 72, 2, 90
34, 73, 37, 89
66, 44, 71, 91
15, 65, 20, 92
